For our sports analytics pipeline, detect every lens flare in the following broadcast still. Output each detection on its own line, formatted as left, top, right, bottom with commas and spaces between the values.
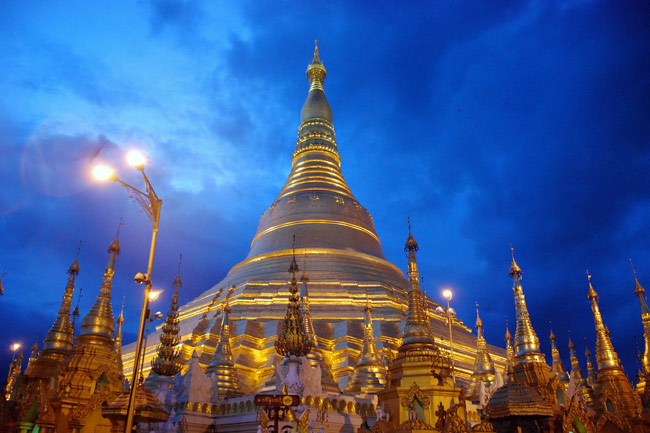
92, 164, 115, 181
126, 150, 146, 168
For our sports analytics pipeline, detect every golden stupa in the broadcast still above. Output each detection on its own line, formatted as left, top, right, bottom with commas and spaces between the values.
122, 45, 506, 393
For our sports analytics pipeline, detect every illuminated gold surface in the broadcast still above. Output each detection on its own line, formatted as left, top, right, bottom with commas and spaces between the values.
251, 220, 381, 247
122, 47, 505, 395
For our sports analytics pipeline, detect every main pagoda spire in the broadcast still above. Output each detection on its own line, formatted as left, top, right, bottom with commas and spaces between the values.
247, 43, 384, 260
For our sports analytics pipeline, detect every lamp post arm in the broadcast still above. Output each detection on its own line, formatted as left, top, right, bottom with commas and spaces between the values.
115, 174, 162, 228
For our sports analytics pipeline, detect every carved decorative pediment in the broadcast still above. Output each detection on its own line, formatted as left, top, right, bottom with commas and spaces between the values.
400, 382, 430, 408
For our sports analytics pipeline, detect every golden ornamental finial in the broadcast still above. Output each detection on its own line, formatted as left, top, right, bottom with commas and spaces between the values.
475, 301, 483, 328
586, 269, 598, 300
509, 244, 522, 278
631, 258, 646, 296
404, 217, 419, 254
288, 235, 300, 275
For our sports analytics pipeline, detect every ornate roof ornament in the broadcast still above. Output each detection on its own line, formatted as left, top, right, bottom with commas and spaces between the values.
275, 237, 312, 358
151, 254, 183, 377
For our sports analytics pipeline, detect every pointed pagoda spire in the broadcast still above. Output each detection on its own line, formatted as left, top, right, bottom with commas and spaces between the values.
206, 303, 242, 396
301, 39, 331, 121
505, 322, 514, 361
508, 246, 544, 364
152, 254, 183, 377
43, 246, 80, 353
568, 337, 594, 406
631, 260, 650, 375
549, 326, 570, 385
584, 340, 597, 386
586, 271, 621, 370
299, 264, 318, 349
115, 301, 125, 373
275, 237, 312, 358
399, 219, 436, 355
345, 296, 387, 393
467, 303, 496, 402
80, 230, 121, 341
0, 266, 6, 296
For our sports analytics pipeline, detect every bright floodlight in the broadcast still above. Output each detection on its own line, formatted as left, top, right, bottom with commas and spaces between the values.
11, 343, 20, 351
126, 150, 146, 168
92, 164, 115, 181
149, 290, 161, 302
442, 289, 453, 301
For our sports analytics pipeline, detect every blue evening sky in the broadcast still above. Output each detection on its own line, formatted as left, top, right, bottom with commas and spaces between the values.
1, 1, 649, 380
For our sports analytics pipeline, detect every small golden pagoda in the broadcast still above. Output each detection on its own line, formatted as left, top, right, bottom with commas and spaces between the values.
205, 303, 243, 397
585, 343, 597, 387
466, 305, 496, 403
345, 297, 387, 394
549, 328, 570, 388
376, 225, 462, 433
585, 272, 647, 432
569, 337, 595, 407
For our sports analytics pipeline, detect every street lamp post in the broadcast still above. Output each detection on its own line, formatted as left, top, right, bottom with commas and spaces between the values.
138, 291, 162, 384
93, 150, 162, 433
442, 289, 456, 385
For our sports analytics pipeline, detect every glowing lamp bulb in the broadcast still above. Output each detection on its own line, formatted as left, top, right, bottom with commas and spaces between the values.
92, 164, 115, 181
11, 343, 20, 351
148, 290, 161, 302
442, 289, 453, 301
126, 150, 146, 168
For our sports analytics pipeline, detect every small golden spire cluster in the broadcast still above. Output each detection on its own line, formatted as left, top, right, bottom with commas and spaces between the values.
275, 238, 312, 358
151, 255, 183, 376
